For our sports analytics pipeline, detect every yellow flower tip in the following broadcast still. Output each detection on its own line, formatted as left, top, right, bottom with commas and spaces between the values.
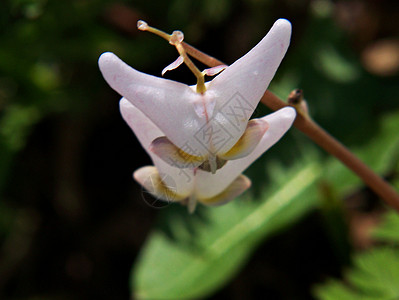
137, 20, 148, 31
169, 30, 184, 45
150, 136, 205, 169
198, 174, 252, 206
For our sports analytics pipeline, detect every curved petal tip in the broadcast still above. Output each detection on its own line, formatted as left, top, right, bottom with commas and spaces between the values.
198, 174, 251, 206
133, 166, 186, 202
280, 106, 297, 121
98, 52, 116, 67
270, 19, 292, 46
274, 18, 292, 32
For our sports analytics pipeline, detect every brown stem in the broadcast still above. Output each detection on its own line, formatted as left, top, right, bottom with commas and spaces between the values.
260, 91, 399, 210
182, 43, 399, 212
182, 42, 225, 67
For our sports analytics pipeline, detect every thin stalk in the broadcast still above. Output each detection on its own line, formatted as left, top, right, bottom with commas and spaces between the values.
182, 42, 225, 67
175, 44, 206, 93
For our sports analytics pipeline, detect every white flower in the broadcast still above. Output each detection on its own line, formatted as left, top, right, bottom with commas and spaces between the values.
120, 98, 295, 212
99, 19, 292, 173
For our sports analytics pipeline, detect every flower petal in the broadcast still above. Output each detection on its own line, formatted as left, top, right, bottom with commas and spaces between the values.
119, 97, 163, 150
198, 156, 227, 173
219, 118, 269, 160
202, 65, 228, 76
195, 107, 296, 198
99, 52, 212, 157
150, 136, 205, 169
161, 56, 184, 76
206, 19, 292, 154
198, 174, 251, 206
134, 166, 187, 202
119, 98, 195, 197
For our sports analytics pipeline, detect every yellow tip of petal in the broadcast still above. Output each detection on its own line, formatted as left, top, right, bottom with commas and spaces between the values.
150, 136, 205, 169
220, 119, 269, 160
134, 166, 186, 202
198, 174, 251, 206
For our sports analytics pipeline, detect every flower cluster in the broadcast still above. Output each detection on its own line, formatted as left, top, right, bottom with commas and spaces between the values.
99, 19, 296, 212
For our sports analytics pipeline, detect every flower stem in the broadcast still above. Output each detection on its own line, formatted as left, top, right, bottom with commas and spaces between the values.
262, 90, 399, 211
181, 43, 399, 212
175, 43, 206, 93
182, 42, 225, 68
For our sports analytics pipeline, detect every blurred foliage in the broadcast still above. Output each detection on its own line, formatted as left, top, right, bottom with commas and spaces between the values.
133, 161, 321, 299
1, 0, 399, 299
373, 211, 399, 243
314, 212, 399, 300
132, 109, 399, 299
314, 247, 399, 300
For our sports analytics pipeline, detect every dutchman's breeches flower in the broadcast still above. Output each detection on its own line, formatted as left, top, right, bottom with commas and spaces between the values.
99, 18, 296, 211
120, 98, 295, 212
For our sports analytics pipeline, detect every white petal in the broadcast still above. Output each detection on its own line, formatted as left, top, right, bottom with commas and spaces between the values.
150, 136, 205, 169
119, 97, 162, 150
198, 174, 251, 206
219, 118, 269, 160
194, 107, 296, 198
99, 52, 213, 156
206, 19, 292, 154
134, 166, 187, 202
119, 98, 195, 196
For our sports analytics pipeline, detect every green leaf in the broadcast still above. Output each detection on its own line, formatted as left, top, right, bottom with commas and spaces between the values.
313, 280, 364, 300
322, 110, 399, 197
372, 211, 399, 243
132, 162, 321, 299
315, 46, 360, 83
314, 247, 399, 300
0, 104, 41, 193
313, 110, 399, 300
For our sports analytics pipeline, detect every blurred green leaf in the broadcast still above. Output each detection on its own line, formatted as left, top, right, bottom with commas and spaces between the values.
0, 105, 41, 151
373, 211, 399, 243
131, 109, 399, 300
322, 110, 399, 197
314, 247, 399, 300
315, 46, 360, 83
314, 174, 399, 300
348, 248, 399, 297
131, 161, 321, 299
0, 104, 41, 192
